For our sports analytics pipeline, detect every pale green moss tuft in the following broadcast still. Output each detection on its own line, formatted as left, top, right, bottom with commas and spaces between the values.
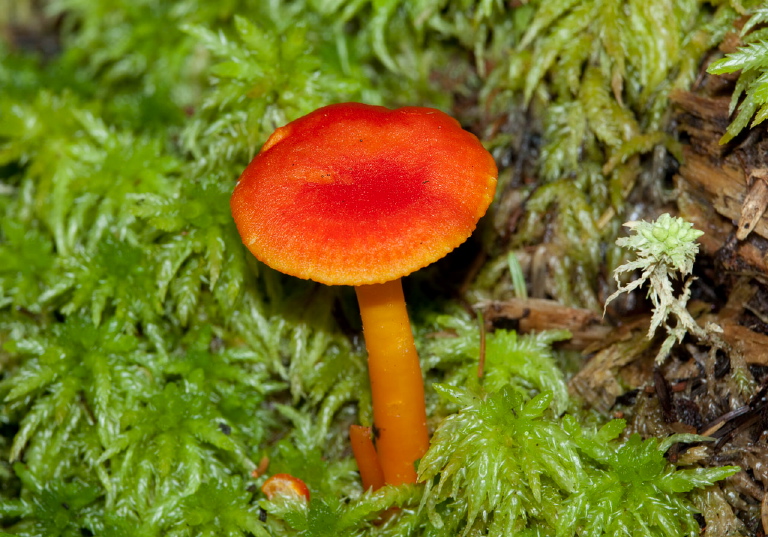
605, 214, 722, 362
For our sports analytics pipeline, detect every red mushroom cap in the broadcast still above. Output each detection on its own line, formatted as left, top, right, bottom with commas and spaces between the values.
230, 102, 498, 286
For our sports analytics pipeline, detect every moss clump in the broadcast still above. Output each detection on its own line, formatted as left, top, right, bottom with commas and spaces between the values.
420, 387, 736, 537
707, 7, 768, 143
604, 214, 724, 362
505, 0, 756, 309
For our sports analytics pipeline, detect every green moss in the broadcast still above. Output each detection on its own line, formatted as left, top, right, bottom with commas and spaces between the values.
605, 215, 722, 362
420, 310, 571, 414
501, 0, 753, 309
707, 7, 768, 142
0, 1, 745, 535
3, 463, 102, 537
420, 387, 737, 536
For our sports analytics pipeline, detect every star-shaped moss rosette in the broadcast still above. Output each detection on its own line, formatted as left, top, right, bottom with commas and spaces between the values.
620, 214, 703, 275
230, 102, 497, 486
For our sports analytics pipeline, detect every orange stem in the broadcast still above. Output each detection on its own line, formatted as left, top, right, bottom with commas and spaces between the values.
349, 425, 385, 491
355, 279, 430, 485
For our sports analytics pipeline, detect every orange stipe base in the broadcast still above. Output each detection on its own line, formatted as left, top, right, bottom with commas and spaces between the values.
349, 425, 386, 491
261, 474, 311, 502
355, 279, 430, 486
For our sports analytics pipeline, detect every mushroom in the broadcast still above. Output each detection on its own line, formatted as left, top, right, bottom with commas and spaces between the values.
261, 473, 311, 501
231, 103, 497, 485
349, 424, 385, 491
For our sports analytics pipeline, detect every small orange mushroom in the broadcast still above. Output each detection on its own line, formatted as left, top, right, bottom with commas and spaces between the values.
231, 103, 497, 486
261, 473, 311, 501
349, 424, 385, 491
